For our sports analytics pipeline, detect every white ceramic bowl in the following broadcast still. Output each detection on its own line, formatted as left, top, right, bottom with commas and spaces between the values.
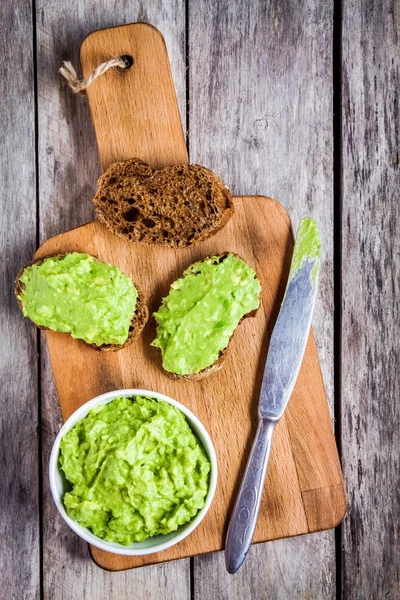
49, 388, 218, 555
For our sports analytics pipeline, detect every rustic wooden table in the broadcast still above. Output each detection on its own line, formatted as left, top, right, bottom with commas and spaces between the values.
1, 1, 398, 599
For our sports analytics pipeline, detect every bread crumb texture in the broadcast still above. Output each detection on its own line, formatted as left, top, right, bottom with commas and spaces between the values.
93, 159, 234, 248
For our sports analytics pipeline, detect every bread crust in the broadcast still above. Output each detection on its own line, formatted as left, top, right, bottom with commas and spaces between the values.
15, 253, 148, 352
154, 252, 261, 380
93, 158, 234, 248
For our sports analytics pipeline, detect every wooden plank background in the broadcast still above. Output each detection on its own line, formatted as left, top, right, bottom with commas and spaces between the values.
0, 0, 398, 598
341, 1, 400, 598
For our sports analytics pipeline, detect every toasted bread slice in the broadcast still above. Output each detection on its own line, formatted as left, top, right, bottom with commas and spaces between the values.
152, 252, 261, 379
15, 253, 148, 352
93, 158, 234, 248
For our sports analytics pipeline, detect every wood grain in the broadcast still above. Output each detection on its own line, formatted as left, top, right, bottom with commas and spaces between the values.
302, 485, 347, 533
341, 1, 400, 598
4, 0, 396, 596
36, 4, 190, 599
81, 23, 188, 169
187, 0, 338, 597
0, 0, 40, 598
192, 535, 336, 600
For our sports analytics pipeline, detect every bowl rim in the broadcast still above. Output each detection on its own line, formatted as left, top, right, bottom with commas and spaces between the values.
49, 388, 218, 556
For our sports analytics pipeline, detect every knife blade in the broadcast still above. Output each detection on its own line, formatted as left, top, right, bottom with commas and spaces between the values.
224, 217, 321, 574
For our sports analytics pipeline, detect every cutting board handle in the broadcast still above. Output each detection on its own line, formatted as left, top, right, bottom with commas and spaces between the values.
80, 23, 188, 170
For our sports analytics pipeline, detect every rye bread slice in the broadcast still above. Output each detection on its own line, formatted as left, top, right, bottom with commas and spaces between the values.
93, 158, 234, 248
153, 252, 260, 380
15, 253, 148, 352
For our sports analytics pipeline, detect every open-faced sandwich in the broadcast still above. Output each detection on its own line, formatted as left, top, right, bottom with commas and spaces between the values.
152, 252, 261, 379
15, 252, 148, 351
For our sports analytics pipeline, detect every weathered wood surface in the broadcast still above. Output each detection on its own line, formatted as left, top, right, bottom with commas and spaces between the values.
36, 1, 190, 598
188, 1, 338, 597
341, 1, 400, 599
2, 0, 399, 597
0, 0, 40, 599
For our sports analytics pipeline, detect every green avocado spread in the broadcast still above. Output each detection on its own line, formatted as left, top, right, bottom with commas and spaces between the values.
152, 253, 261, 375
59, 396, 211, 545
17, 253, 137, 346
288, 218, 321, 286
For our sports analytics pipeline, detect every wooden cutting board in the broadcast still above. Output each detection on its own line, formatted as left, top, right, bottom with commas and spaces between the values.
36, 23, 346, 571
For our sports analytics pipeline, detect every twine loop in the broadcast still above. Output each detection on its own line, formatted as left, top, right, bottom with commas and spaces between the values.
59, 56, 131, 95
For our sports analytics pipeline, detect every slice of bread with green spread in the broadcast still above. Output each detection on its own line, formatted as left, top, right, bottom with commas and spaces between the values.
93, 158, 234, 248
152, 252, 261, 379
15, 252, 148, 351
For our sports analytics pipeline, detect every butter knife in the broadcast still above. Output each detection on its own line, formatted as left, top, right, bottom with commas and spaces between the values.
224, 217, 321, 574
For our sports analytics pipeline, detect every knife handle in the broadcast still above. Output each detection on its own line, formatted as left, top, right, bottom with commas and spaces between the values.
225, 418, 276, 574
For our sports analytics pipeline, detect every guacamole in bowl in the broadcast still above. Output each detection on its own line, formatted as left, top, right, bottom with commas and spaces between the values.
49, 390, 217, 556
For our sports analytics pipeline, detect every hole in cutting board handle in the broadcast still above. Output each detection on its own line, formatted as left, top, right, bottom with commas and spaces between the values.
119, 54, 134, 70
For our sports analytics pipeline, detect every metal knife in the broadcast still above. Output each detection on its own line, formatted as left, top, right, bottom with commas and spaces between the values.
224, 217, 321, 574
